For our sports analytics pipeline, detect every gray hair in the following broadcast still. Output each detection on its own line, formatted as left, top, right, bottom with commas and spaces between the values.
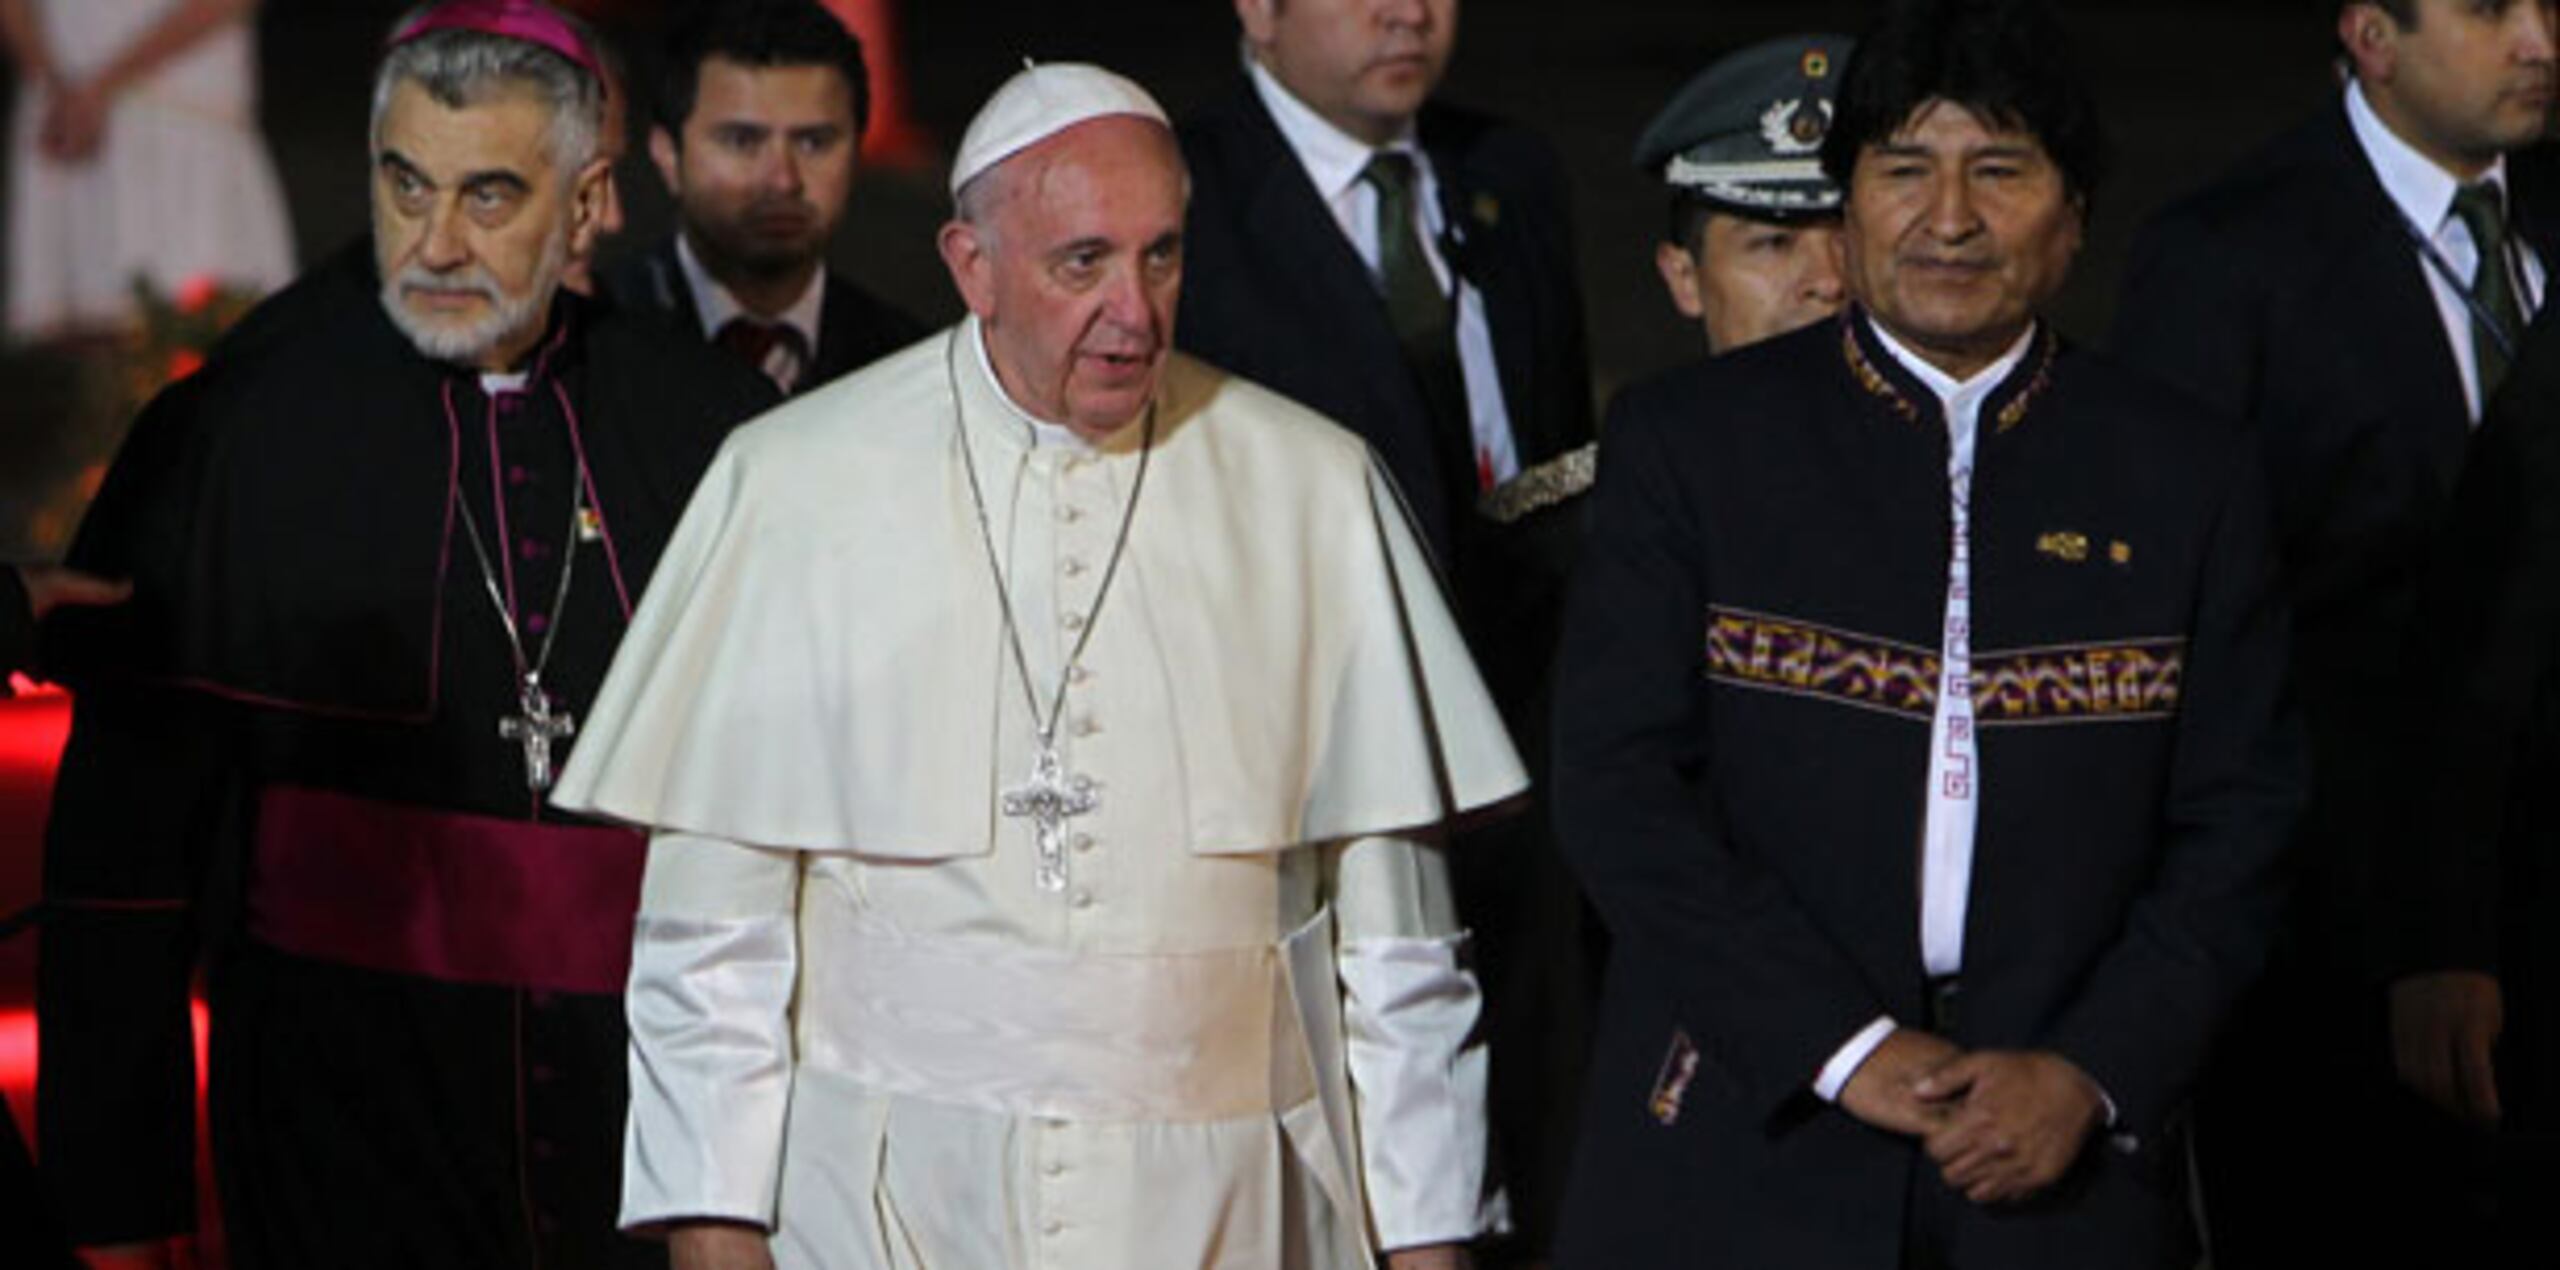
953, 164, 1011, 249
370, 10, 604, 179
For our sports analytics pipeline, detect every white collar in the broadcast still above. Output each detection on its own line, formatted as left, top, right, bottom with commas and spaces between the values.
970, 317, 1095, 452
2346, 78, 2507, 239
1866, 315, 2038, 416
1247, 50, 1423, 203
675, 232, 826, 351
479, 370, 530, 395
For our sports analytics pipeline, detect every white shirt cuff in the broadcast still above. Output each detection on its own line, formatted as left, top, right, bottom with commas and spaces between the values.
1812, 1016, 1900, 1102
1339, 931, 1501, 1249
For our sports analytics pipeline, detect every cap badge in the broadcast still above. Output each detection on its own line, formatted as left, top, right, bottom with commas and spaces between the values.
1803, 49, 1832, 79
1760, 98, 1833, 156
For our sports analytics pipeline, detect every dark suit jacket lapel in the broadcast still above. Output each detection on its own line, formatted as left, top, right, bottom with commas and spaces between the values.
1424, 110, 1545, 462
643, 237, 707, 339
814, 272, 860, 384
1230, 88, 1443, 459
2310, 105, 2473, 468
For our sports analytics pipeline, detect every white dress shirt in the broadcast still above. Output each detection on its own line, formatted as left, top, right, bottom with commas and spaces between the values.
675, 232, 827, 394
2345, 78, 2546, 422
1812, 318, 2036, 1102
1246, 55, 1522, 487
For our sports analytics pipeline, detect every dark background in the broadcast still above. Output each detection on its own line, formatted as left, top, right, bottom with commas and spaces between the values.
0, 0, 2349, 554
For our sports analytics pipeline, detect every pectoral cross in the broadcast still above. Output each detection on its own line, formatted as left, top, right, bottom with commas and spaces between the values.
1002, 742, 1098, 893
499, 673, 577, 793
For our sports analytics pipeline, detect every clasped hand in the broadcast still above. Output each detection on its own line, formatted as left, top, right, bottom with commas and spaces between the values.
1837, 1029, 2105, 1206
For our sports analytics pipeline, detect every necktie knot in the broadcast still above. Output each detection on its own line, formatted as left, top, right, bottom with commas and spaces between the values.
2453, 180, 2511, 252
1361, 150, 1419, 202
714, 317, 810, 393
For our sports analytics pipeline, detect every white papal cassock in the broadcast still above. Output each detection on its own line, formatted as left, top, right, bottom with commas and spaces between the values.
552, 318, 1527, 1269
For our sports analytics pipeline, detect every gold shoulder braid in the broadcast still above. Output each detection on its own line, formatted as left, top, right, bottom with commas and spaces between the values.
1479, 442, 1597, 524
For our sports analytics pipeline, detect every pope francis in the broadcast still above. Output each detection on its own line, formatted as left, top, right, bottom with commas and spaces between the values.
551, 63, 1521, 1270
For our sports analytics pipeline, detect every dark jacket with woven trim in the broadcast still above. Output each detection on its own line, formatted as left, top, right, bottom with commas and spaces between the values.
1550, 312, 2304, 1269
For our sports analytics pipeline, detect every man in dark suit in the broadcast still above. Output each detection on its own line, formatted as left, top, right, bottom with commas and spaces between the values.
2112, 2, 2556, 1263
1552, 2, 2302, 1265
605, 0, 920, 396
2404, 302, 2560, 1256
1174, 3, 1596, 1258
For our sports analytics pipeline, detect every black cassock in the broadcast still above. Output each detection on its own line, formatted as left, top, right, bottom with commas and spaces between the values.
36, 244, 772, 1267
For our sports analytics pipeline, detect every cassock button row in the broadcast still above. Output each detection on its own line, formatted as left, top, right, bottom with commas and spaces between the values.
1072, 833, 1094, 854
1059, 504, 1084, 523
1042, 1218, 1065, 1237
1071, 890, 1095, 910
1067, 664, 1091, 685
1063, 612, 1086, 633
1072, 716, 1101, 738
508, 465, 532, 486
1062, 557, 1088, 578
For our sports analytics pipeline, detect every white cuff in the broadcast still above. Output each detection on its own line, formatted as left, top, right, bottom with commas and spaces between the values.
1338, 931, 1501, 1250
619, 911, 800, 1231
1812, 1016, 1900, 1102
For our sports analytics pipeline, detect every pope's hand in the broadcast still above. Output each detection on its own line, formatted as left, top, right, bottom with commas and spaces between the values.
1837, 1027, 1962, 1136
1383, 1243, 1472, 1270
2390, 970, 2503, 1126
668, 1222, 773, 1270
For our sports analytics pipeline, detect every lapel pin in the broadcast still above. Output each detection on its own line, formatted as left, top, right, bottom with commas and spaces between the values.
2036, 531, 2089, 563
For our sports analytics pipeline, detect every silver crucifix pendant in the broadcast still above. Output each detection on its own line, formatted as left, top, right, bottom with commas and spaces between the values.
498, 672, 578, 794
1001, 743, 1099, 893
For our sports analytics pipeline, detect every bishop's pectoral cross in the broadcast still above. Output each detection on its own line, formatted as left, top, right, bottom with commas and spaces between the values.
1002, 742, 1098, 893
499, 673, 577, 794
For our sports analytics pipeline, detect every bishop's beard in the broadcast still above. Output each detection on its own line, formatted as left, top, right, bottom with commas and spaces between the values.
377, 222, 570, 367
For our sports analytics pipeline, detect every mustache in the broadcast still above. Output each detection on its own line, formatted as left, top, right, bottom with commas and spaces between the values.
393, 261, 504, 302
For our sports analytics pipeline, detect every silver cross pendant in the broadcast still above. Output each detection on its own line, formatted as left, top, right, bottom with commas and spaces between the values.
1001, 743, 1098, 893
498, 672, 578, 794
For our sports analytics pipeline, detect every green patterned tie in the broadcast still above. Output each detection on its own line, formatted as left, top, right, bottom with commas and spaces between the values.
2451, 181, 2527, 402
1360, 152, 1476, 497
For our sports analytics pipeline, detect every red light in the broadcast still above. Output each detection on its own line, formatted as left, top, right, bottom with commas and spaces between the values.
0, 1001, 210, 1133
